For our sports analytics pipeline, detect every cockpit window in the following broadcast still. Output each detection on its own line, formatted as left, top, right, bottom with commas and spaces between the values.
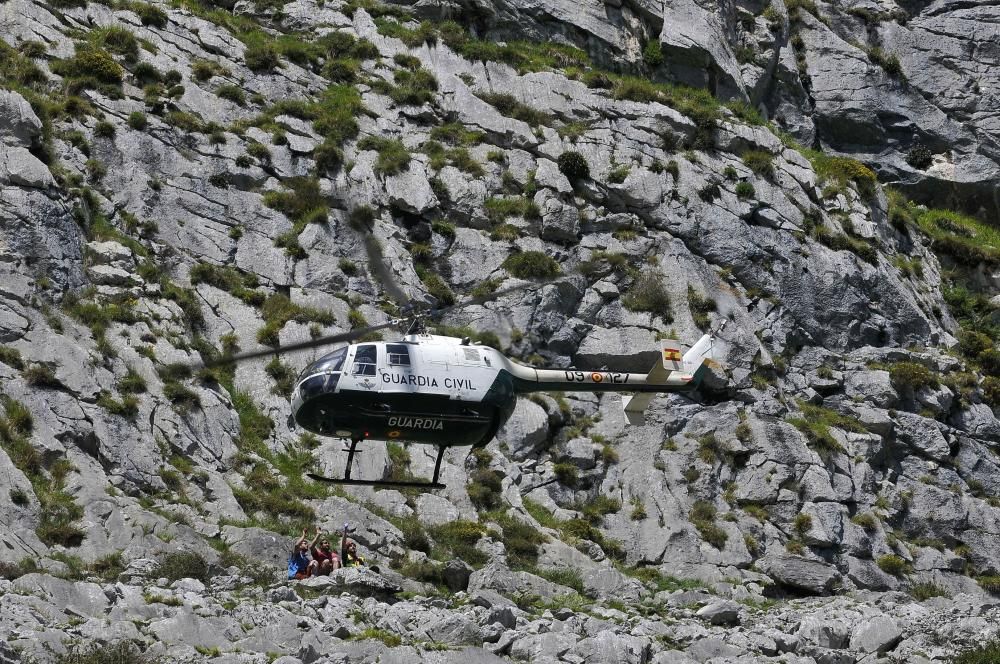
352, 344, 377, 376
298, 347, 347, 381
387, 344, 410, 366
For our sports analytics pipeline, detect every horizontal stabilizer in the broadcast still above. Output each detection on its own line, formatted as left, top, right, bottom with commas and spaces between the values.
622, 393, 653, 426
621, 358, 673, 424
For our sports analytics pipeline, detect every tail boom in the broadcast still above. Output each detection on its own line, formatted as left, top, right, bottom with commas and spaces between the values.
508, 366, 696, 394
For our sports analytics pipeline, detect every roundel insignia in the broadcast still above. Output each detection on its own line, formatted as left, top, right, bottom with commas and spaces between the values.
387, 430, 401, 438
591, 372, 603, 383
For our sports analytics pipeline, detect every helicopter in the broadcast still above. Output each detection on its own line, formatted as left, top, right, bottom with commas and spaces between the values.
214, 284, 725, 490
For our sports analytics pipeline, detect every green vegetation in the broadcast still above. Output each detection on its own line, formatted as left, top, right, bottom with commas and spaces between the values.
784, 0, 820, 21
689, 500, 727, 548
914, 208, 1000, 266
802, 151, 877, 197
483, 509, 547, 569
622, 271, 672, 321
50, 44, 124, 95
484, 196, 540, 223
976, 575, 1000, 593
557, 151, 589, 180
90, 25, 139, 62
190, 262, 265, 306
741, 150, 775, 178
553, 462, 578, 487
384, 67, 438, 105
630, 496, 647, 520
262, 176, 328, 257
132, 2, 168, 27
851, 512, 879, 532
357, 136, 412, 175
238, 85, 364, 171
598, 76, 719, 148
1, 396, 84, 547
954, 640, 1000, 664
643, 40, 664, 67
352, 628, 403, 647
687, 286, 716, 331
607, 164, 630, 184
467, 449, 503, 511
906, 145, 933, 170
725, 100, 765, 125
257, 293, 334, 347
908, 582, 948, 601
428, 520, 488, 566
0, 346, 24, 370
787, 400, 864, 458
793, 513, 812, 536
265, 358, 296, 396
503, 251, 561, 279
156, 551, 210, 583
888, 361, 937, 393
865, 46, 904, 79
52, 641, 160, 664
876, 554, 912, 576
375, 18, 588, 74
245, 42, 280, 72
97, 392, 140, 418
476, 92, 550, 126
807, 218, 878, 264
735, 181, 755, 199
128, 111, 148, 130
216, 83, 245, 105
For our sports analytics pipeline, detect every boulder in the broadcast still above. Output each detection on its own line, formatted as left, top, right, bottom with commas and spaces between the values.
0, 147, 54, 188
850, 615, 902, 654
757, 554, 841, 594
695, 600, 741, 626
797, 616, 850, 649
442, 559, 473, 592
575, 326, 659, 372
567, 631, 651, 664
0, 90, 43, 148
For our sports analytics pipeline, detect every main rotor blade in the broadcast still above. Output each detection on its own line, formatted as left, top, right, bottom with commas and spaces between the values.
194, 321, 399, 368
425, 282, 537, 319
363, 231, 412, 311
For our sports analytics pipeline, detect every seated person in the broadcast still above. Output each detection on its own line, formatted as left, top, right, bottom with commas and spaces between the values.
288, 527, 317, 580
311, 529, 340, 575
341, 523, 379, 572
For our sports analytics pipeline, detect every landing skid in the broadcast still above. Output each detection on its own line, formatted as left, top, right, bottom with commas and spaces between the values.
307, 474, 446, 490
307, 438, 448, 490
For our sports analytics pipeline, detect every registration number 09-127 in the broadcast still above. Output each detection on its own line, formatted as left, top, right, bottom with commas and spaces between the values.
563, 371, 628, 384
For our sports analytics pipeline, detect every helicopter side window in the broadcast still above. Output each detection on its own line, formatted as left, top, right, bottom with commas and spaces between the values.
387, 344, 410, 367
352, 344, 377, 376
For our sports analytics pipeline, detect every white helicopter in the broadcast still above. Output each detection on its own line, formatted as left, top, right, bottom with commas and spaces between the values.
217, 287, 724, 489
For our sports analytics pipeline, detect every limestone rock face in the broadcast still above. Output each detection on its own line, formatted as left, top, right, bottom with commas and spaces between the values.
0, 0, 998, 661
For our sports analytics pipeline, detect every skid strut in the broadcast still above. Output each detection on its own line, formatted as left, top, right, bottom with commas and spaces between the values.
306, 439, 448, 490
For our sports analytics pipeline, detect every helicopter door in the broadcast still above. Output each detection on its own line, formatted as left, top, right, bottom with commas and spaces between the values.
348, 344, 379, 390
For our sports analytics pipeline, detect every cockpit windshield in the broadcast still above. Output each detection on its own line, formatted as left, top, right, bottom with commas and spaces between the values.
298, 347, 348, 380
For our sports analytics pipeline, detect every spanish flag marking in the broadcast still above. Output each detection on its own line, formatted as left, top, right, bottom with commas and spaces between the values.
663, 349, 682, 362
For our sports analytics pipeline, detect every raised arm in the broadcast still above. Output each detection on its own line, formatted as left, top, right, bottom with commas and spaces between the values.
341, 523, 350, 560
309, 525, 321, 550
293, 527, 307, 554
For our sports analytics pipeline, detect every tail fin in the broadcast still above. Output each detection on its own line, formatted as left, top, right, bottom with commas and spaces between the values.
661, 339, 682, 371
622, 323, 725, 425
683, 320, 726, 382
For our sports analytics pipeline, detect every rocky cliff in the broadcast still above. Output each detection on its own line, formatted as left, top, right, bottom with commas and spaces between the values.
2, 0, 1000, 661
